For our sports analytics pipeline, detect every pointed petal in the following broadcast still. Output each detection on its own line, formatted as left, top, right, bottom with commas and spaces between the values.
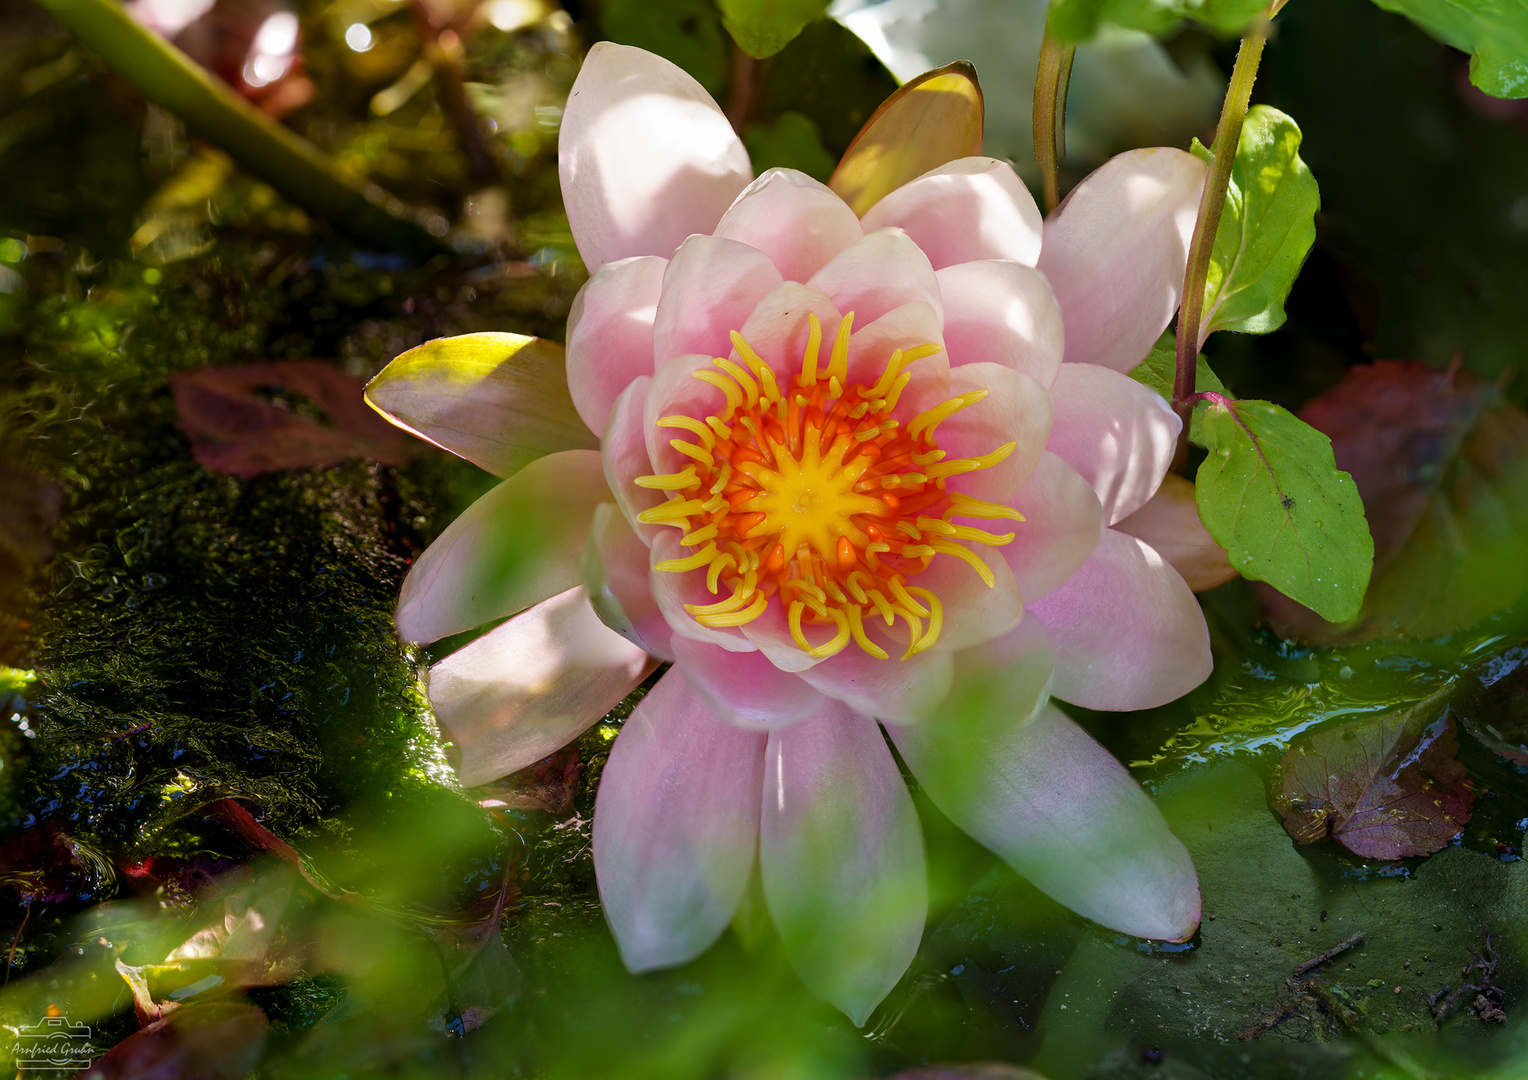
713, 168, 863, 283
912, 615, 1054, 732
936, 260, 1063, 387
396, 449, 609, 643
1027, 528, 1211, 711
593, 669, 766, 970
567, 256, 666, 435
796, 620, 953, 723
670, 634, 825, 728
1037, 147, 1206, 373
861, 157, 1043, 270
889, 701, 1200, 941
732, 282, 844, 376
366, 333, 598, 477
939, 362, 1051, 504
584, 502, 674, 659
652, 236, 784, 365
1045, 362, 1178, 525
806, 229, 942, 327
997, 451, 1104, 603
760, 705, 926, 1026
559, 42, 752, 271
602, 375, 664, 545
429, 586, 656, 786
1114, 474, 1235, 592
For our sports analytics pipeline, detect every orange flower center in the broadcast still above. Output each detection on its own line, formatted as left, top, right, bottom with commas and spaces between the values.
637, 313, 1022, 660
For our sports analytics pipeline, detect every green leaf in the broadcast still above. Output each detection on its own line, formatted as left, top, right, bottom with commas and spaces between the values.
1048, 0, 1268, 43
742, 112, 836, 182
1369, 0, 1528, 99
718, 0, 829, 59
600, 0, 730, 97
1128, 331, 1227, 444
1195, 396, 1373, 622
1195, 106, 1319, 344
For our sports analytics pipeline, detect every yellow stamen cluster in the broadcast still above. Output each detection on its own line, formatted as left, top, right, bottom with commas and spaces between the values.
636, 313, 1023, 660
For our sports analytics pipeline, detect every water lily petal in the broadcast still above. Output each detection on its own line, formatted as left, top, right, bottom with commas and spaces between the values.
1046, 362, 1178, 525
1027, 527, 1211, 711
939, 362, 1051, 503
602, 376, 663, 544
796, 619, 953, 723
936, 260, 1063, 387
1037, 147, 1205, 373
649, 529, 758, 654
567, 255, 666, 435
760, 704, 926, 1026
843, 301, 950, 420
739, 599, 827, 673
733, 282, 845, 375
911, 539, 1024, 652
671, 634, 825, 728
396, 449, 608, 643
1115, 473, 1236, 592
860, 157, 1043, 270
909, 615, 1054, 732
559, 43, 752, 271
430, 586, 657, 787
806, 229, 942, 326
996, 451, 1104, 603
594, 669, 767, 971
889, 701, 1200, 942
714, 168, 864, 283
652, 236, 784, 365
585, 502, 674, 659
644, 352, 734, 477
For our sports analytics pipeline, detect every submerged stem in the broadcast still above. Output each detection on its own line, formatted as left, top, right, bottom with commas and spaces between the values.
1032, 26, 1076, 215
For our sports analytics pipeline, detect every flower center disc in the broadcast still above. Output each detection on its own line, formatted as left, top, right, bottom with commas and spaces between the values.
637, 313, 1023, 661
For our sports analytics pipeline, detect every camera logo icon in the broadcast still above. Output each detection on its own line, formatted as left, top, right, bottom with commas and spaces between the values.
13, 1015, 95, 1071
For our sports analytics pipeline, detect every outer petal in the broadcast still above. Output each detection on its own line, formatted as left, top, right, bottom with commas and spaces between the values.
861, 157, 1043, 270
396, 449, 608, 643
796, 620, 953, 723
566, 256, 666, 435
760, 704, 926, 1026
939, 362, 1051, 504
889, 701, 1200, 941
584, 502, 674, 659
995, 451, 1104, 603
1037, 147, 1206, 373
1027, 528, 1211, 711
936, 260, 1063, 387
1045, 362, 1178, 525
1114, 474, 1236, 592
593, 670, 766, 971
429, 586, 656, 787
559, 42, 751, 272
713, 169, 864, 284
602, 376, 663, 544
670, 635, 825, 729
918, 615, 1054, 732
651, 236, 784, 365
805, 230, 942, 326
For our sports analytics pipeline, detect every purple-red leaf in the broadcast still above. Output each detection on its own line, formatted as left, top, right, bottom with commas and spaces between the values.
1273, 690, 1474, 859
170, 360, 419, 477
81, 1002, 267, 1080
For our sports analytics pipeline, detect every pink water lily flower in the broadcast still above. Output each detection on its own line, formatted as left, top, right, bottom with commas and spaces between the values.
368, 43, 1219, 1025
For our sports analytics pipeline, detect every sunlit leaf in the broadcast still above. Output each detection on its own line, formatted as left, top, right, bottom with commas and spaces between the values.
1195, 395, 1373, 622
827, 61, 983, 216
599, 0, 731, 96
1369, 0, 1528, 99
719, 0, 830, 59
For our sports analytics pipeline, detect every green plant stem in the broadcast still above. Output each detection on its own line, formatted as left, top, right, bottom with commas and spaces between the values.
28, 0, 444, 256
1172, 1, 1286, 465
1032, 26, 1075, 215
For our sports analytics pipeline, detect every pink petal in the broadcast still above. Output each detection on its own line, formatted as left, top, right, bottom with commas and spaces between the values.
861, 157, 1043, 270
671, 634, 825, 728
566, 255, 666, 435
652, 236, 784, 366
760, 704, 926, 1026
739, 599, 828, 673
648, 528, 757, 654
995, 451, 1104, 603
909, 540, 1023, 652
1045, 362, 1179, 525
643, 352, 733, 477
396, 449, 608, 643
585, 503, 674, 659
732, 282, 844, 376
889, 702, 1200, 941
714, 168, 864, 283
1027, 528, 1212, 711
593, 669, 766, 971
796, 620, 953, 723
601, 376, 663, 545
936, 260, 1063, 387
939, 362, 1051, 504
559, 43, 751, 272
843, 301, 950, 420
932, 615, 1055, 732
1114, 474, 1236, 592
429, 586, 656, 787
805, 230, 942, 327
1037, 147, 1206, 373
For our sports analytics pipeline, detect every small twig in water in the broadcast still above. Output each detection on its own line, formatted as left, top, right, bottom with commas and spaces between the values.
1293, 931, 1366, 977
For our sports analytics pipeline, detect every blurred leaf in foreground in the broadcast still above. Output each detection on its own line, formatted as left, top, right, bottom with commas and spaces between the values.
719, 0, 830, 58
1261, 361, 1528, 642
1369, 0, 1528, 99
1273, 688, 1473, 859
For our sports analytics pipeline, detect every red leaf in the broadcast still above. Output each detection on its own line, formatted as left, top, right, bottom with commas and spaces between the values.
81, 1002, 267, 1080
169, 360, 419, 478
1273, 690, 1473, 859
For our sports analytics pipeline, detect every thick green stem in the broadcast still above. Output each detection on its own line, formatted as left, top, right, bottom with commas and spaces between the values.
1032, 26, 1076, 215
1172, 3, 1286, 464
29, 0, 444, 256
